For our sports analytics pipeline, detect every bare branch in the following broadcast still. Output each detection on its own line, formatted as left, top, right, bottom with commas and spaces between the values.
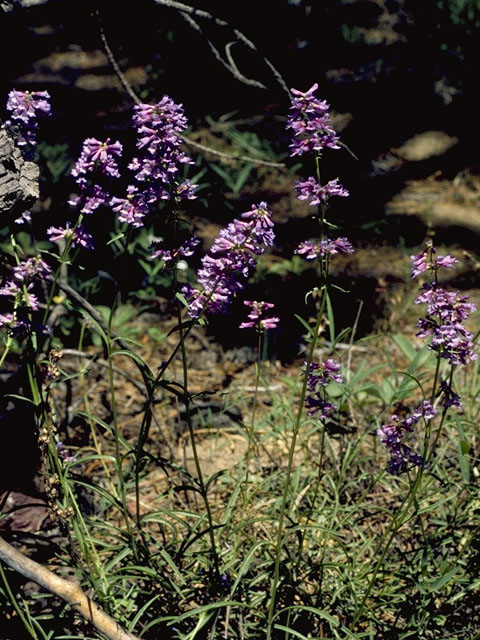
0, 535, 141, 640
179, 12, 266, 89
95, 10, 141, 105
182, 135, 286, 168
151, 0, 291, 97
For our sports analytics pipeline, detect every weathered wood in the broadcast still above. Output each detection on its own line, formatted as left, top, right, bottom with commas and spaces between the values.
0, 126, 39, 217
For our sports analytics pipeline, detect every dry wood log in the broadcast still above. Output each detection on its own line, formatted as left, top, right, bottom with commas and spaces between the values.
0, 126, 39, 217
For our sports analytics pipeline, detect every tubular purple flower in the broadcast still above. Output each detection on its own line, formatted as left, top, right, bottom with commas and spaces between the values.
295, 177, 349, 206
150, 236, 200, 264
71, 138, 123, 182
414, 283, 477, 365
183, 203, 275, 318
130, 97, 194, 188
287, 83, 340, 157
6, 89, 51, 148
295, 237, 354, 260
377, 401, 434, 475
47, 223, 94, 250
439, 380, 462, 409
13, 256, 51, 282
304, 359, 342, 419
411, 241, 459, 279
239, 300, 280, 331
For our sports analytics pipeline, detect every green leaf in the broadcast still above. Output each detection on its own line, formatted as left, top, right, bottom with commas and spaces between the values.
428, 566, 460, 592
454, 416, 470, 484
107, 232, 125, 246
325, 290, 335, 344
175, 291, 190, 309
391, 334, 417, 361
295, 313, 315, 337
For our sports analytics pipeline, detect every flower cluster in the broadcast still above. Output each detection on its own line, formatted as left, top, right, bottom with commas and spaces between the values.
295, 237, 354, 260
130, 99, 195, 194
411, 242, 458, 279
47, 223, 94, 251
412, 245, 477, 367
183, 202, 274, 318
287, 83, 340, 157
295, 177, 349, 206
304, 359, 342, 419
377, 401, 436, 475
70, 138, 123, 216
0, 256, 51, 336
110, 97, 197, 229
72, 138, 123, 184
6, 89, 51, 149
239, 300, 280, 332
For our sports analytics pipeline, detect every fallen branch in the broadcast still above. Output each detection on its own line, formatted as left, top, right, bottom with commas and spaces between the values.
0, 535, 141, 640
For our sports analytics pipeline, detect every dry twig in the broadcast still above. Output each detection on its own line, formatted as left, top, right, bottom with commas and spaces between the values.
0, 536, 140, 640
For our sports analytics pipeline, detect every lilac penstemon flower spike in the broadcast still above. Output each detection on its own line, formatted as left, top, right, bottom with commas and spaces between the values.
183, 202, 275, 319
287, 83, 340, 157
47, 223, 94, 251
411, 242, 477, 368
6, 89, 51, 148
0, 256, 51, 336
304, 359, 343, 420
111, 96, 197, 229
239, 301, 280, 332
377, 401, 436, 475
68, 137, 123, 223
288, 83, 353, 263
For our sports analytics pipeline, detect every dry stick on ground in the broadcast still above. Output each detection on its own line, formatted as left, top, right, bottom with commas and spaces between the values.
96, 7, 287, 169
0, 536, 141, 640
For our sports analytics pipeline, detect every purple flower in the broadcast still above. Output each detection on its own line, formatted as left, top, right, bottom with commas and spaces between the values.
176, 179, 198, 200
411, 242, 459, 279
0, 255, 51, 337
56, 442, 77, 463
183, 203, 275, 318
439, 381, 462, 410
47, 223, 94, 250
6, 90, 51, 148
15, 211, 32, 226
415, 283, 477, 365
304, 359, 342, 419
110, 186, 151, 228
239, 300, 280, 331
71, 138, 123, 182
13, 256, 51, 282
0, 281, 39, 311
129, 97, 194, 189
111, 96, 196, 226
287, 83, 340, 157
377, 402, 433, 475
295, 237, 354, 261
295, 177, 349, 206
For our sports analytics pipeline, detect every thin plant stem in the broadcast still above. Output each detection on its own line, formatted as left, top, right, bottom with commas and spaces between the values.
105, 329, 137, 559
241, 331, 262, 516
266, 291, 327, 639
174, 266, 221, 578
0, 562, 38, 639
